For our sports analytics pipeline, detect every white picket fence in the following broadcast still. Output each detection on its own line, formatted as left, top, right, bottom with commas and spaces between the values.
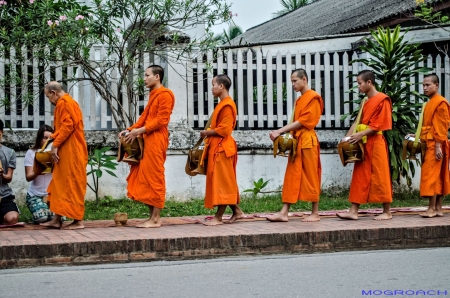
0, 46, 157, 130
1, 47, 449, 130
189, 49, 450, 130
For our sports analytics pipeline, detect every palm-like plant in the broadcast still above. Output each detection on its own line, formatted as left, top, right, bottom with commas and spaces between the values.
345, 25, 432, 185
214, 25, 243, 45
273, 0, 313, 17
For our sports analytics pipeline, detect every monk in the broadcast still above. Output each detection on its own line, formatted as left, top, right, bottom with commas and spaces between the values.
200, 74, 244, 226
41, 82, 88, 230
267, 69, 323, 222
337, 70, 393, 220
417, 74, 450, 218
119, 65, 175, 228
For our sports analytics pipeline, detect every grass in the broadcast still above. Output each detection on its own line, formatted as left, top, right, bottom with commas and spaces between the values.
17, 188, 429, 223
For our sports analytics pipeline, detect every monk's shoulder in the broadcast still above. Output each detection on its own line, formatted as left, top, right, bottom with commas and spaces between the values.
373, 93, 391, 108
301, 90, 321, 100
436, 100, 450, 113
310, 90, 322, 100
436, 94, 449, 106
159, 88, 175, 99
224, 98, 237, 110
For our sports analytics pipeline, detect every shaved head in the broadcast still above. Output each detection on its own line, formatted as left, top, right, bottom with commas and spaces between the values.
291, 69, 308, 82
147, 65, 164, 83
424, 74, 439, 84
357, 70, 375, 83
214, 74, 232, 91
45, 81, 63, 93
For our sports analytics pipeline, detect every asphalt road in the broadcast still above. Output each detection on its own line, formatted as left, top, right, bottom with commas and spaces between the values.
1, 248, 449, 298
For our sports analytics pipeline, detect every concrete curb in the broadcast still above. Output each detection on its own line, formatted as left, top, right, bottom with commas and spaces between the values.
1, 220, 450, 269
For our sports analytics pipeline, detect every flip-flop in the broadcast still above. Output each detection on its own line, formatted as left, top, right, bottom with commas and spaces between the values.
0, 222, 25, 228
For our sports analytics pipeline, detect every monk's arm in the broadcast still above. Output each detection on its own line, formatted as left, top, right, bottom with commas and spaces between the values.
348, 128, 378, 144
143, 93, 173, 133
431, 103, 449, 159
201, 106, 235, 138
276, 121, 303, 135
349, 99, 391, 143
127, 101, 150, 131
52, 106, 75, 148
270, 98, 320, 141
432, 103, 450, 143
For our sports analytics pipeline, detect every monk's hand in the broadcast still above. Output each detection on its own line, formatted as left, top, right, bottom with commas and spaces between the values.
118, 130, 129, 138
51, 146, 59, 163
200, 130, 208, 138
435, 143, 443, 160
269, 130, 281, 142
348, 132, 363, 144
340, 136, 350, 143
124, 129, 139, 143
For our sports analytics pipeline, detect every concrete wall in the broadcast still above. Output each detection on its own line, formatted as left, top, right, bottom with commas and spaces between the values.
2, 128, 420, 204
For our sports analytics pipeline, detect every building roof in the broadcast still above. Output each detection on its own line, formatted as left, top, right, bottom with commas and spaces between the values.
229, 0, 438, 47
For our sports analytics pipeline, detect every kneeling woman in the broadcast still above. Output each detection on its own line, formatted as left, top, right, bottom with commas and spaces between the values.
24, 125, 54, 223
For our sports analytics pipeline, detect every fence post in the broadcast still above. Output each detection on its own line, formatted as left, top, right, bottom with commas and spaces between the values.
256, 50, 264, 128
247, 49, 254, 128
236, 49, 244, 128
333, 52, 341, 128
266, 50, 274, 128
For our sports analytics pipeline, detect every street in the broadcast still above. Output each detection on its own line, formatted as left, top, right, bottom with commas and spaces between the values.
1, 248, 449, 298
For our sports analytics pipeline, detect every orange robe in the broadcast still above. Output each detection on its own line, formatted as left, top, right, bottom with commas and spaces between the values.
420, 94, 450, 197
349, 92, 392, 204
126, 86, 175, 209
47, 93, 88, 220
203, 97, 239, 209
282, 90, 324, 203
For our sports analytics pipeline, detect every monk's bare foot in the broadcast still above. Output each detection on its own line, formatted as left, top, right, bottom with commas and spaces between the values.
436, 208, 444, 217
302, 214, 320, 222
40, 217, 62, 229
266, 213, 289, 222
336, 212, 358, 220
225, 208, 245, 224
136, 218, 162, 228
420, 209, 437, 218
62, 221, 85, 230
203, 218, 223, 226
374, 212, 392, 221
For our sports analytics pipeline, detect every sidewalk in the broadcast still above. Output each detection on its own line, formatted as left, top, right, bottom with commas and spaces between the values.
1, 211, 450, 269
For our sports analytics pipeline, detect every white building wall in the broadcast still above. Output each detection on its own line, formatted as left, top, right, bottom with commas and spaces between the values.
10, 149, 420, 204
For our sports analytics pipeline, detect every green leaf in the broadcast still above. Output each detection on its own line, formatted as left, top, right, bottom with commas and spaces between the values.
105, 169, 117, 177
